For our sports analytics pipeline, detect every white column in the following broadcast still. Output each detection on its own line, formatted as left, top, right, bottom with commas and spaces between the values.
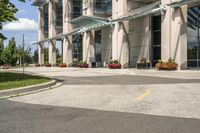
161, 0, 187, 69
38, 8, 44, 65
63, 0, 73, 66
112, 0, 129, 68
82, 0, 95, 67
48, 1, 56, 66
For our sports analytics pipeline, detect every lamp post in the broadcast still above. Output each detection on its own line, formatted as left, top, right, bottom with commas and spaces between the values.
22, 34, 25, 75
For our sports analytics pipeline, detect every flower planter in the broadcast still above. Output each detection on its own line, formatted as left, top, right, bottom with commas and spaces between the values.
76, 64, 89, 68
107, 63, 121, 69
45, 64, 51, 67
137, 63, 151, 69
1, 65, 10, 69
35, 64, 40, 67
156, 62, 178, 71
59, 63, 67, 68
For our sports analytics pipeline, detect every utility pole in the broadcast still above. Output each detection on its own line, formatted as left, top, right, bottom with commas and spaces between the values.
22, 34, 25, 75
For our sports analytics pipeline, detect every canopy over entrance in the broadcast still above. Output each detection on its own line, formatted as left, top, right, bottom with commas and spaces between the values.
169, 0, 200, 8
32, 0, 46, 6
112, 1, 165, 22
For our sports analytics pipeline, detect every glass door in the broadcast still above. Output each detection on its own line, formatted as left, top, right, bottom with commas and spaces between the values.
187, 6, 200, 68
95, 30, 102, 67
152, 15, 161, 67
72, 35, 83, 62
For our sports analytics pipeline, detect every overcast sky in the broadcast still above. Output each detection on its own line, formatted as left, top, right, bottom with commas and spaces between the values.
2, 0, 38, 52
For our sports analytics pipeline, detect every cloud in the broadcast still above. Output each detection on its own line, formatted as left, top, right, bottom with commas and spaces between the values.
3, 18, 38, 31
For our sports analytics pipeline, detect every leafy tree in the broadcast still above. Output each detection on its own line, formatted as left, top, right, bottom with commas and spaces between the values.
17, 45, 32, 65
56, 48, 62, 64
33, 49, 38, 63
0, 0, 26, 39
1, 37, 18, 65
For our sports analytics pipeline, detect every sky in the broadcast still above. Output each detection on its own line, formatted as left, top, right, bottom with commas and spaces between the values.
2, 0, 39, 53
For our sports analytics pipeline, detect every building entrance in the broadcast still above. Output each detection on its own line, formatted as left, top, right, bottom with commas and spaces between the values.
152, 15, 161, 67
72, 35, 83, 62
95, 30, 102, 67
187, 6, 200, 68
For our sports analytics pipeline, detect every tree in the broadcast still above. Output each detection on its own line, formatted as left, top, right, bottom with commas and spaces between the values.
1, 38, 18, 65
17, 45, 32, 66
0, 0, 26, 39
33, 49, 38, 63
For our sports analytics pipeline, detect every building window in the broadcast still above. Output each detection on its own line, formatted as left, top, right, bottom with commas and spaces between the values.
187, 6, 200, 68
43, 5, 49, 34
72, 0, 82, 19
95, 30, 102, 62
55, 3, 63, 29
94, 0, 112, 14
72, 35, 83, 61
152, 15, 161, 67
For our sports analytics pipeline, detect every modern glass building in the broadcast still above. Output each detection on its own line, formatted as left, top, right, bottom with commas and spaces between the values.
32, 0, 200, 69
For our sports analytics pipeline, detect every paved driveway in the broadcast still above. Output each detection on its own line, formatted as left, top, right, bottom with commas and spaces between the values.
1, 67, 200, 133
54, 75, 200, 85
0, 100, 200, 133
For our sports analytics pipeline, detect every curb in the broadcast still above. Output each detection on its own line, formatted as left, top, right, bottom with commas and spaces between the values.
0, 80, 59, 99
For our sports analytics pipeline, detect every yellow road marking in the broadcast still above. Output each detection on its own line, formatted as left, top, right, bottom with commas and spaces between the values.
136, 88, 153, 101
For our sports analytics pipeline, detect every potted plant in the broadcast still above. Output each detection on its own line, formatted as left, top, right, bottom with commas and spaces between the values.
76, 61, 89, 68
35, 64, 40, 67
155, 60, 164, 70
45, 63, 51, 67
107, 60, 121, 69
136, 58, 151, 69
59, 63, 67, 68
156, 58, 178, 71
72, 60, 79, 67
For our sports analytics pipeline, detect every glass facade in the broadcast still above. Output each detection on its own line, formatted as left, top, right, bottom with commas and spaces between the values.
152, 15, 161, 66
72, 0, 82, 19
72, 35, 83, 61
43, 5, 49, 34
55, 3, 63, 29
94, 0, 112, 14
187, 6, 200, 68
95, 30, 102, 63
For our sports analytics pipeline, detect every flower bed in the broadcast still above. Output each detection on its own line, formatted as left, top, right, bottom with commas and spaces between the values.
35, 64, 40, 67
156, 58, 178, 71
107, 60, 121, 69
45, 64, 51, 67
1, 64, 10, 69
136, 58, 151, 69
59, 63, 67, 68
76, 61, 89, 68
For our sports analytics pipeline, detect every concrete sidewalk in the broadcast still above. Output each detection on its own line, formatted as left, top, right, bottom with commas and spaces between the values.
3, 67, 200, 79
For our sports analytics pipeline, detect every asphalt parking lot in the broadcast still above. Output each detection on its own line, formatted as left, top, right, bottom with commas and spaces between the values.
0, 100, 200, 133
1, 67, 200, 133
54, 75, 200, 85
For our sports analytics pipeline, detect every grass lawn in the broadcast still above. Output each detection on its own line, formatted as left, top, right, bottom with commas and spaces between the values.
0, 72, 51, 91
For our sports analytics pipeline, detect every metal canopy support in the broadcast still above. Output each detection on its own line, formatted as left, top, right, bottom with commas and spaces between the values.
32, 0, 47, 6
33, 16, 112, 45
68, 15, 110, 26
112, 1, 165, 22
169, 0, 200, 8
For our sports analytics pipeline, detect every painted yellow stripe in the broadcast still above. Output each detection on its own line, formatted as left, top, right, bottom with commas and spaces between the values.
136, 88, 153, 101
